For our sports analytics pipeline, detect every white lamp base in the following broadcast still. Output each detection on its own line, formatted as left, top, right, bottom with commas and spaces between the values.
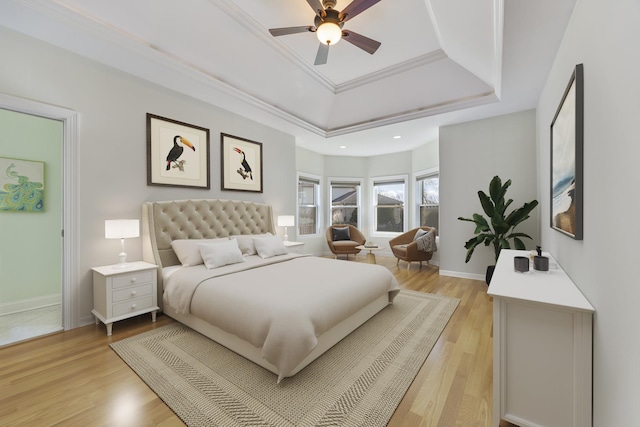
112, 251, 129, 269
113, 238, 129, 268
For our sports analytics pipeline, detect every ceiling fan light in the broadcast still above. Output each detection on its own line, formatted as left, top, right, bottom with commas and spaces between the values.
316, 22, 342, 45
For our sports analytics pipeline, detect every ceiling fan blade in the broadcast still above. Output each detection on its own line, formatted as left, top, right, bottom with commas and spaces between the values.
339, 0, 382, 22
342, 30, 381, 54
269, 26, 314, 37
314, 43, 329, 65
306, 0, 324, 15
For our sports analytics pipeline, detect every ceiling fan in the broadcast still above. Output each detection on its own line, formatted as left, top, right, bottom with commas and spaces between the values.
268, 0, 382, 65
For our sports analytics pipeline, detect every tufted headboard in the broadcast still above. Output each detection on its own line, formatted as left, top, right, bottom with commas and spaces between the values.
141, 199, 275, 304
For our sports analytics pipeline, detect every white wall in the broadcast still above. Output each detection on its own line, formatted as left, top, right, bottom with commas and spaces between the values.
439, 109, 539, 279
536, 0, 640, 424
412, 139, 439, 173
0, 27, 297, 327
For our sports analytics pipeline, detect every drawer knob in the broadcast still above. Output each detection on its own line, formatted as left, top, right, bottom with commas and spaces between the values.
131, 304, 137, 310
130, 278, 137, 283
131, 290, 137, 296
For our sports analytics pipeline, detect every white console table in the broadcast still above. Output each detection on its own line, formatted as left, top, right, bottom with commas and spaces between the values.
488, 249, 594, 427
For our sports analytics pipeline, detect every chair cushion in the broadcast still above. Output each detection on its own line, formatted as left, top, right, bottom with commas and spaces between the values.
332, 240, 361, 253
332, 226, 351, 241
393, 245, 408, 257
332, 240, 359, 248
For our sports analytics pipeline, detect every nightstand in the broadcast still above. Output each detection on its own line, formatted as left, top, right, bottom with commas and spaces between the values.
283, 240, 305, 254
91, 261, 159, 336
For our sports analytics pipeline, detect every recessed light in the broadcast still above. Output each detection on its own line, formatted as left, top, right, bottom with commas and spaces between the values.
339, 145, 347, 149
393, 135, 401, 139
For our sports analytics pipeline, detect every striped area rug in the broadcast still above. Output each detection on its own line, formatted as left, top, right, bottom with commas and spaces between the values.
110, 290, 458, 427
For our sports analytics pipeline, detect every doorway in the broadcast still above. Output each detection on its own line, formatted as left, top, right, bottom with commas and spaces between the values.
0, 94, 78, 345
0, 109, 63, 346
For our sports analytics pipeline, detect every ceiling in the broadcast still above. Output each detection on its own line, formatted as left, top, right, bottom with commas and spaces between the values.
0, 0, 576, 156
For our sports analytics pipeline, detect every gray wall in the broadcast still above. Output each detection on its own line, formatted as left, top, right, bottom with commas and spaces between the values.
439, 109, 539, 279
536, 0, 640, 424
0, 27, 296, 327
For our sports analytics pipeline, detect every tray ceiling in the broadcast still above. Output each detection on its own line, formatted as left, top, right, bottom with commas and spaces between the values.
0, 0, 576, 156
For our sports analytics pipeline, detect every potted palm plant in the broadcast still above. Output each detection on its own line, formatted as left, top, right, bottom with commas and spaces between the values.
458, 175, 539, 284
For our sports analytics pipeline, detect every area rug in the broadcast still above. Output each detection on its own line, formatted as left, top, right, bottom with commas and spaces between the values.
110, 290, 459, 427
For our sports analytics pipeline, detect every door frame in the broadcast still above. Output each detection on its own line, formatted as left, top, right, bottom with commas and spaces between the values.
0, 93, 78, 330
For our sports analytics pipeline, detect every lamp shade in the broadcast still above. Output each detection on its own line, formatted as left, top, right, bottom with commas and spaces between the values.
105, 219, 140, 239
277, 215, 295, 227
316, 22, 342, 45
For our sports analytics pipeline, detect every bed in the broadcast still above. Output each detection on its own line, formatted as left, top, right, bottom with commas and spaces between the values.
141, 199, 400, 382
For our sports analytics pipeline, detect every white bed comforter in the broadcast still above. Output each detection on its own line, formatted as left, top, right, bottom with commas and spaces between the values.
163, 254, 400, 381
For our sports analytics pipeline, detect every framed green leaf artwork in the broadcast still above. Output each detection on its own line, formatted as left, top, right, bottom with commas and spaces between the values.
0, 157, 45, 212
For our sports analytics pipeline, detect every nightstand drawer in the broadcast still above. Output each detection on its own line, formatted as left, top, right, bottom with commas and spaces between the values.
112, 270, 153, 289
112, 283, 153, 303
112, 296, 154, 317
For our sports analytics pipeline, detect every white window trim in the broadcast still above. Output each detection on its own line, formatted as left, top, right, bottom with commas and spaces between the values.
370, 174, 409, 237
296, 172, 322, 239
327, 177, 363, 228
414, 167, 439, 229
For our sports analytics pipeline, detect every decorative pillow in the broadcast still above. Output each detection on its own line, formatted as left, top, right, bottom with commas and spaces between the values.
198, 239, 245, 269
413, 228, 429, 241
253, 235, 288, 259
332, 226, 351, 241
231, 233, 273, 256
171, 238, 229, 266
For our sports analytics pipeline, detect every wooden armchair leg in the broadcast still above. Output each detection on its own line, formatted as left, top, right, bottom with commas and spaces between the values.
407, 261, 411, 270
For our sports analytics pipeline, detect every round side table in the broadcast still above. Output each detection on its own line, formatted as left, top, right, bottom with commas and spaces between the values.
356, 245, 383, 264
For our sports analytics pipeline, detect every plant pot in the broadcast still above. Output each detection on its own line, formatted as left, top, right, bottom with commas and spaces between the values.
486, 265, 495, 285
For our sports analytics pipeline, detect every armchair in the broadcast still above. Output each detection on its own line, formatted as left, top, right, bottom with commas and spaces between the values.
326, 224, 366, 260
389, 227, 437, 269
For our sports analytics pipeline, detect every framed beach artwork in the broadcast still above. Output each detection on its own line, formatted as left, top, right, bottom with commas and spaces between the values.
147, 113, 210, 189
0, 157, 45, 212
550, 64, 584, 240
220, 133, 263, 193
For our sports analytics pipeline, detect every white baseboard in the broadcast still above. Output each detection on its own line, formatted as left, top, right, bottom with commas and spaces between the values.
78, 314, 95, 327
0, 294, 62, 316
439, 270, 486, 282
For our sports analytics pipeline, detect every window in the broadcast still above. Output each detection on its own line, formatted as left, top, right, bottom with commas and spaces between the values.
297, 175, 320, 236
417, 172, 439, 230
372, 176, 407, 233
330, 180, 361, 227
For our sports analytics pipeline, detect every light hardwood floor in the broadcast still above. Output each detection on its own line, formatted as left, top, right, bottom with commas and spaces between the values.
0, 256, 509, 426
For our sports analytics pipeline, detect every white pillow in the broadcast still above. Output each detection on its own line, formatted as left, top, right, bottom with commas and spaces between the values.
171, 238, 229, 266
198, 239, 245, 269
413, 228, 429, 241
231, 233, 272, 255
253, 235, 287, 259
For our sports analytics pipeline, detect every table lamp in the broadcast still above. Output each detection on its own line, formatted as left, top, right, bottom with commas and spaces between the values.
105, 219, 139, 268
277, 215, 295, 242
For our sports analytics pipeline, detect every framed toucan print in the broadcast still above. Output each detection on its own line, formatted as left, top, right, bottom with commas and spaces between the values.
220, 133, 263, 193
147, 113, 210, 189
